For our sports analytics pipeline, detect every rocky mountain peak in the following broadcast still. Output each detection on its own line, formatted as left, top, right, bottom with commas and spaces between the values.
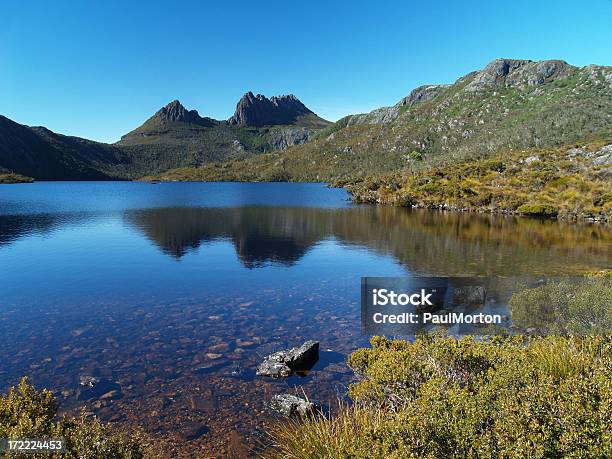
465, 58, 575, 92
228, 92, 315, 127
152, 100, 213, 126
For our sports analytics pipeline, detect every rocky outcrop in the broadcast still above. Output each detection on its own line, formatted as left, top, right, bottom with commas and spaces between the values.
151, 100, 216, 127
398, 84, 449, 108
269, 394, 318, 417
256, 340, 319, 378
345, 85, 448, 126
465, 59, 575, 91
228, 92, 315, 127
270, 127, 314, 149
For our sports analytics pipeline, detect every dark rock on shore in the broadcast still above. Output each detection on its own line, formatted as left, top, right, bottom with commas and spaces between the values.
256, 340, 319, 378
269, 394, 318, 417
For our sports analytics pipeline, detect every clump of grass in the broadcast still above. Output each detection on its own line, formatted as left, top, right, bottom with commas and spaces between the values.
263, 402, 389, 459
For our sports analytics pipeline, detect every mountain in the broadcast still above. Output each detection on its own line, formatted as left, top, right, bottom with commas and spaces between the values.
152, 59, 611, 183
0, 94, 330, 180
228, 92, 327, 127
115, 95, 330, 176
0, 115, 129, 180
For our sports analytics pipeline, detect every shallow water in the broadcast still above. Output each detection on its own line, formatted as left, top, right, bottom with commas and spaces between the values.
0, 182, 610, 457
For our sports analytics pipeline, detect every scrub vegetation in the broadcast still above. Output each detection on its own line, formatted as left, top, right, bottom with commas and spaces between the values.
0, 172, 33, 183
0, 377, 146, 458
267, 334, 612, 459
346, 142, 612, 221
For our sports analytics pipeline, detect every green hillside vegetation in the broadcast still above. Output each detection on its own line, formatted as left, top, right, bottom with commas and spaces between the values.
347, 141, 612, 221
119, 114, 329, 178
0, 172, 33, 183
267, 333, 612, 458
142, 60, 612, 186
0, 377, 145, 458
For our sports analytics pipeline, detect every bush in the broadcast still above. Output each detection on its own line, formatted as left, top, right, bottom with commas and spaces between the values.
0, 377, 145, 458
267, 335, 612, 458
516, 203, 559, 216
509, 276, 612, 335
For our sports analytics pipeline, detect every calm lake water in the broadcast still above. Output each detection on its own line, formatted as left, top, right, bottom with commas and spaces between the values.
0, 182, 610, 457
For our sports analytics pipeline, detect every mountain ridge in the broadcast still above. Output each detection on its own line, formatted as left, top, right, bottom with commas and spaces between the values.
0, 93, 330, 180
1, 58, 611, 183
154, 58, 610, 183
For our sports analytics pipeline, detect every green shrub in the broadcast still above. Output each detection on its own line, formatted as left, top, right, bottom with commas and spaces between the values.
516, 203, 558, 216
0, 377, 145, 458
267, 335, 612, 458
408, 150, 423, 161
509, 276, 612, 335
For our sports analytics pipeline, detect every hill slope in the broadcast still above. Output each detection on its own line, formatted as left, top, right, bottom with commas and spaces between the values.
0, 115, 129, 180
151, 59, 612, 182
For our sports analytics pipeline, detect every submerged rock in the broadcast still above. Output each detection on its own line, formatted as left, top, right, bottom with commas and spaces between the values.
77, 376, 122, 401
269, 394, 318, 417
256, 340, 319, 378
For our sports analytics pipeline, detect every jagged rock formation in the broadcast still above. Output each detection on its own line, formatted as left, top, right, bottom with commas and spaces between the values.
228, 92, 316, 127
150, 100, 216, 127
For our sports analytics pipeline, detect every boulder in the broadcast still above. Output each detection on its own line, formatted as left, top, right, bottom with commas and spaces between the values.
269, 394, 318, 417
256, 340, 319, 378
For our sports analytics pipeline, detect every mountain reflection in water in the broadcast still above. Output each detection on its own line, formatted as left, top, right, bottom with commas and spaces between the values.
123, 206, 610, 275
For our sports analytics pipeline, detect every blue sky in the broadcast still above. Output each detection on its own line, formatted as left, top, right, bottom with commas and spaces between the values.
2, 0, 611, 143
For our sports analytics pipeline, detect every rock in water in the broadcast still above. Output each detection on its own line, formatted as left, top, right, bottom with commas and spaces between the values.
269, 394, 318, 417
76, 376, 122, 401
256, 340, 319, 378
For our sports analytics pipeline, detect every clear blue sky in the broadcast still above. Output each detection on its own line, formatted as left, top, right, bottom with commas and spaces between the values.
2, 0, 611, 143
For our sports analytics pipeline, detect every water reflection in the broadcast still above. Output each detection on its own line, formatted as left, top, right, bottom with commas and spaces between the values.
123, 206, 611, 274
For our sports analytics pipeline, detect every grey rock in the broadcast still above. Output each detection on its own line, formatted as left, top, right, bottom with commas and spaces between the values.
270, 127, 314, 150
524, 155, 540, 164
591, 145, 612, 166
345, 85, 448, 126
269, 394, 318, 417
566, 147, 586, 159
256, 340, 319, 378
152, 100, 216, 127
398, 84, 449, 108
228, 92, 315, 127
465, 59, 574, 92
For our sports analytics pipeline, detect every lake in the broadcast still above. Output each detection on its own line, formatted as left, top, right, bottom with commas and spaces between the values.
0, 182, 610, 457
